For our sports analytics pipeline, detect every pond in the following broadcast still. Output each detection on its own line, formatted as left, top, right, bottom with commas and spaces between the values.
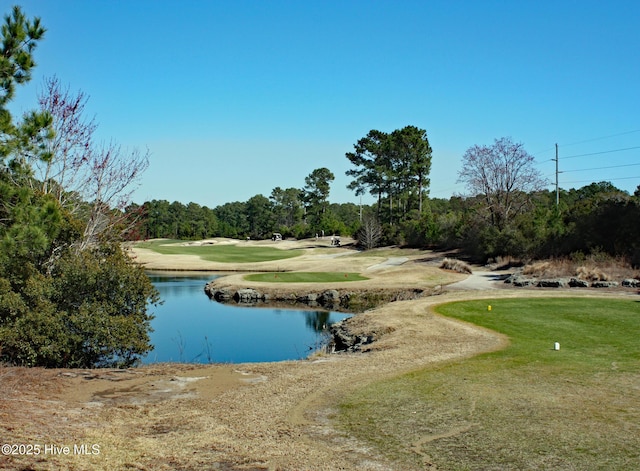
143, 272, 351, 364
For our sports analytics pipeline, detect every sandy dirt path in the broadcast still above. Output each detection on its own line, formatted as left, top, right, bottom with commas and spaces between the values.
446, 270, 507, 290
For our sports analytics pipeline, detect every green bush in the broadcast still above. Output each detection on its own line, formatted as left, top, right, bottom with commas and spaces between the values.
0, 179, 158, 368
0, 244, 158, 368
380, 223, 404, 246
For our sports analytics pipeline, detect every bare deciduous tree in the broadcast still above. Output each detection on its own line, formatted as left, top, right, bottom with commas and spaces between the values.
35, 76, 96, 203
79, 141, 149, 249
457, 137, 547, 230
357, 216, 382, 250
35, 76, 149, 249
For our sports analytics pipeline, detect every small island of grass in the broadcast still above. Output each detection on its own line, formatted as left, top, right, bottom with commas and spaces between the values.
244, 272, 369, 283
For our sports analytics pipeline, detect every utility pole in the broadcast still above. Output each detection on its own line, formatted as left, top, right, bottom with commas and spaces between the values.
555, 143, 559, 207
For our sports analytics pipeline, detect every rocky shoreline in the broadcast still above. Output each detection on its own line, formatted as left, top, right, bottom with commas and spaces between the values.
203, 282, 443, 353
504, 274, 640, 289
204, 282, 438, 312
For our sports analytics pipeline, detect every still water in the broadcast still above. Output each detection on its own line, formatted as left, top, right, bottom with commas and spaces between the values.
143, 272, 351, 364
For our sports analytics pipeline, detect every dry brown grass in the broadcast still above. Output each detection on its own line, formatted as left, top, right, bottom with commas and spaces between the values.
522, 260, 552, 276
576, 265, 609, 281
522, 256, 639, 281
0, 367, 75, 470
440, 258, 473, 274
487, 255, 525, 270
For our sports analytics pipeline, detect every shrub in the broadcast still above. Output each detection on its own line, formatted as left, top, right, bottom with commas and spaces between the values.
0, 244, 159, 368
523, 261, 551, 276
520, 255, 639, 281
576, 266, 609, 281
491, 255, 525, 270
380, 224, 404, 247
440, 258, 473, 274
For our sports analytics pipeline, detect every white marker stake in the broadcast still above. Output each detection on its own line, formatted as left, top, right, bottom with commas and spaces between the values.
554, 342, 560, 351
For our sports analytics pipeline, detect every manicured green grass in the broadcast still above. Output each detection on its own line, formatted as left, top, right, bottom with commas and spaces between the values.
338, 298, 640, 470
244, 272, 369, 283
136, 240, 302, 263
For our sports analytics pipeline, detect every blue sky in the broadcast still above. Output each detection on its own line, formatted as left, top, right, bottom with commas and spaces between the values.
8, 0, 640, 207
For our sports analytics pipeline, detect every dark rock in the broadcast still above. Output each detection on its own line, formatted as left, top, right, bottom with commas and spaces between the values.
214, 289, 232, 300
204, 285, 232, 301
297, 293, 318, 303
622, 278, 640, 288
569, 278, 589, 288
328, 320, 374, 353
591, 281, 619, 288
339, 292, 352, 305
508, 275, 535, 287
537, 279, 568, 288
234, 288, 262, 302
316, 289, 341, 309
318, 289, 340, 304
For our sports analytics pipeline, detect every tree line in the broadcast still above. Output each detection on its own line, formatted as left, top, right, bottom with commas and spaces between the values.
129, 131, 640, 267
128, 188, 363, 241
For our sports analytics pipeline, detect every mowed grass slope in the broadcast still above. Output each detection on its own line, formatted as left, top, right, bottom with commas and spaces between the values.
135, 240, 303, 263
338, 298, 640, 470
244, 272, 369, 283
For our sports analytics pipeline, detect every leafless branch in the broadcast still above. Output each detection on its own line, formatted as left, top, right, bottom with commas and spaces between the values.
458, 137, 547, 229
35, 76, 150, 250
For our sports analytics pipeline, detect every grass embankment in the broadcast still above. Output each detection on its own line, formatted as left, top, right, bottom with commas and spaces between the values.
244, 272, 369, 283
136, 240, 302, 263
338, 298, 640, 470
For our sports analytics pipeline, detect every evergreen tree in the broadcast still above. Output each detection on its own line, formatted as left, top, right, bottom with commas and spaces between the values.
0, 6, 157, 368
302, 167, 334, 228
346, 126, 432, 223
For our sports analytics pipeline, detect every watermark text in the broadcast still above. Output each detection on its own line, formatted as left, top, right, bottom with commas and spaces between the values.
2, 443, 100, 456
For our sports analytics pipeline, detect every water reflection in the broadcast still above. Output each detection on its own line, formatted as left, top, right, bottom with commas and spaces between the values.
144, 272, 350, 364
304, 310, 332, 332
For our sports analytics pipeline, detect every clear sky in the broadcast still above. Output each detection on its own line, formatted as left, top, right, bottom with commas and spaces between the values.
8, 0, 640, 207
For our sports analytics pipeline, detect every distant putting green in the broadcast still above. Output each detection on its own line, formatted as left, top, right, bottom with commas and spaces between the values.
136, 240, 302, 263
338, 298, 640, 470
244, 272, 369, 283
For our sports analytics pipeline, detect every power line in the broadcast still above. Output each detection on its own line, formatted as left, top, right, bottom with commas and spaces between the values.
561, 162, 640, 173
534, 128, 640, 158
561, 175, 640, 185
561, 145, 640, 160
559, 129, 640, 148
531, 146, 557, 158
551, 140, 640, 197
